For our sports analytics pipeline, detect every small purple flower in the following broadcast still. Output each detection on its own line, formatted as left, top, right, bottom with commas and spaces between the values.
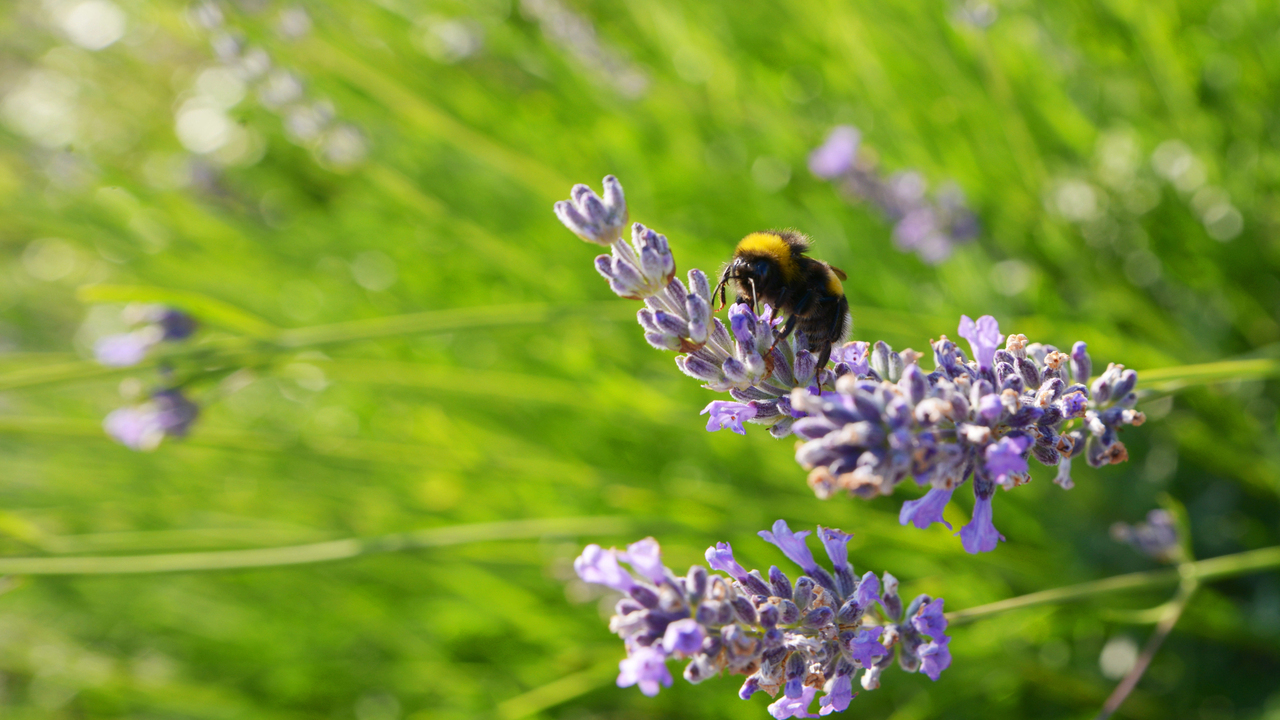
623, 538, 666, 585
575, 545, 636, 592
853, 571, 881, 609
958, 482, 1005, 554
831, 341, 870, 376
704, 541, 748, 581
759, 519, 818, 574
104, 406, 165, 451
818, 674, 854, 716
104, 389, 200, 451
984, 435, 1030, 484
702, 400, 756, 435
958, 315, 1003, 371
808, 126, 860, 179
898, 487, 954, 530
617, 645, 672, 697
94, 333, 156, 367
911, 598, 947, 638
1059, 391, 1088, 418
662, 618, 705, 656
768, 685, 818, 719
847, 626, 889, 667
817, 526, 853, 571
918, 636, 952, 681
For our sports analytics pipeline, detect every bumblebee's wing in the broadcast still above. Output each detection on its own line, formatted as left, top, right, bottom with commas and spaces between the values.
829, 265, 848, 281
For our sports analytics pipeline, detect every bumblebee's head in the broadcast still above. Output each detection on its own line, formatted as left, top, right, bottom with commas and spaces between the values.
714, 230, 810, 308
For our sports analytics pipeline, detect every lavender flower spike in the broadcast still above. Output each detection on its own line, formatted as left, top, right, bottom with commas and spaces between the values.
759, 520, 818, 574
958, 314, 1003, 371
553, 175, 628, 246
572, 522, 950, 709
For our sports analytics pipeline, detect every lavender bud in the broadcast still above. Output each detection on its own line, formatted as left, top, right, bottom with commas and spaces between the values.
703, 634, 723, 657
793, 577, 815, 611
743, 570, 773, 598
900, 364, 928, 405
778, 599, 801, 625
758, 603, 780, 628
687, 566, 707, 603
803, 606, 835, 628
836, 599, 863, 624
738, 676, 761, 700
1016, 357, 1041, 389
870, 341, 892, 379
1112, 369, 1137, 400
695, 601, 721, 625
1070, 341, 1091, 385
881, 573, 903, 620
769, 566, 793, 599
630, 585, 659, 608
731, 596, 758, 625
1032, 444, 1061, 466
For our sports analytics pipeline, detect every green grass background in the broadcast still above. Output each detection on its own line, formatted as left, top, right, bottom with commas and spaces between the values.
0, 0, 1278, 717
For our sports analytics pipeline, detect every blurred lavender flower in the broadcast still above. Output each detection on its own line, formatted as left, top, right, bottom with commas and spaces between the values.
1111, 509, 1182, 563
94, 305, 197, 367
556, 177, 1148, 552
574, 520, 950, 714
809, 126, 979, 264
104, 389, 200, 451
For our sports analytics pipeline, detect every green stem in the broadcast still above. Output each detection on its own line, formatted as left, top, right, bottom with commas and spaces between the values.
946, 545, 1280, 624
1096, 575, 1198, 720
0, 517, 631, 575
0, 302, 631, 392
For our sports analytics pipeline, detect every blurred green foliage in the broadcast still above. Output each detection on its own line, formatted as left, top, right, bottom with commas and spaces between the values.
0, 0, 1278, 718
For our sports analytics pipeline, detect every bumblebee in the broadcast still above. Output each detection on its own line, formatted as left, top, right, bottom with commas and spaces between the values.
713, 230, 850, 369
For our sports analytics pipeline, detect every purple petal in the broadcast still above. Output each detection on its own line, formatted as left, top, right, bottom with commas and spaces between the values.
985, 435, 1031, 480
94, 333, 154, 367
574, 545, 636, 592
817, 526, 853, 571
701, 400, 757, 435
918, 636, 952, 681
103, 406, 164, 451
911, 598, 948, 638
847, 626, 889, 667
958, 314, 1003, 371
768, 685, 819, 719
661, 618, 705, 656
704, 541, 748, 581
622, 538, 666, 585
818, 674, 854, 715
958, 492, 1005, 553
853, 571, 881, 609
758, 520, 818, 574
899, 487, 954, 530
617, 645, 672, 697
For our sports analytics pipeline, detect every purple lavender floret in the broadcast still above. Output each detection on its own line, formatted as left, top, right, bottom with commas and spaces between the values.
1111, 509, 1182, 562
104, 388, 200, 451
573, 521, 950, 715
94, 305, 198, 367
809, 126, 979, 264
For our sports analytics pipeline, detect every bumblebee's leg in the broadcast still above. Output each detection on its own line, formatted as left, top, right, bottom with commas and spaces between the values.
713, 269, 732, 310
768, 290, 814, 353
